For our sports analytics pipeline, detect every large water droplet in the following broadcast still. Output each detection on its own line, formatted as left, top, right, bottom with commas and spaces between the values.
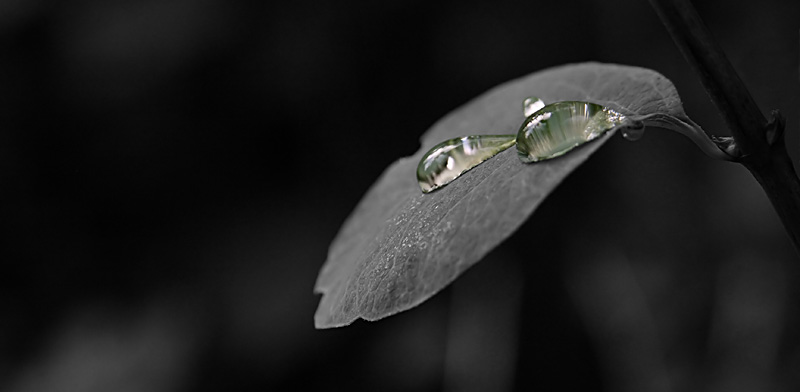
417, 135, 516, 193
516, 101, 631, 163
523, 96, 546, 117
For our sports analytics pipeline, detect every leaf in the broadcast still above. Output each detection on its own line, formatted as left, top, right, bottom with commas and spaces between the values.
314, 62, 704, 328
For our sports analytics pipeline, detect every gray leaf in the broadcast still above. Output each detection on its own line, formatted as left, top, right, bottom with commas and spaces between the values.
314, 62, 702, 328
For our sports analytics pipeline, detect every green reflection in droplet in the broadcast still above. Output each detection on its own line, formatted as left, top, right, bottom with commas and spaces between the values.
516, 101, 634, 163
417, 135, 517, 193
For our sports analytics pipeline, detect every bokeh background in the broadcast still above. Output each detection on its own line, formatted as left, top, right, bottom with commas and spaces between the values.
2, 0, 799, 391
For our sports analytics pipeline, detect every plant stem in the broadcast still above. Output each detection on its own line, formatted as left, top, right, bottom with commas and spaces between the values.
649, 0, 800, 253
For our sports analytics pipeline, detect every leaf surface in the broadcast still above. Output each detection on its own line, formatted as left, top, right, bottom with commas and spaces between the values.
314, 62, 701, 328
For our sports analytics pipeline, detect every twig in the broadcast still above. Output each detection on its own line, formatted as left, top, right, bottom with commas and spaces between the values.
649, 0, 800, 253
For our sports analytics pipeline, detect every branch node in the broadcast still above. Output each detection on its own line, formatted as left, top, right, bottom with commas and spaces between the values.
766, 109, 786, 146
711, 135, 740, 158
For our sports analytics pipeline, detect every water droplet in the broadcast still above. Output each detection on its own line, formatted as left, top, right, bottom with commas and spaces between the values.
523, 96, 546, 117
516, 101, 631, 163
417, 135, 516, 193
620, 121, 645, 141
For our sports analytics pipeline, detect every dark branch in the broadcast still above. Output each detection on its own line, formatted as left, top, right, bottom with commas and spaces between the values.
648, 0, 771, 156
648, 0, 800, 253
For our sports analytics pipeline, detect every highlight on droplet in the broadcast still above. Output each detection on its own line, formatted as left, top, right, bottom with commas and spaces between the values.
522, 96, 546, 117
620, 121, 645, 141
516, 101, 635, 163
417, 135, 516, 193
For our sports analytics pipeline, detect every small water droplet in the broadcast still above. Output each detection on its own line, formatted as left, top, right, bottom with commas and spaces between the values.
523, 96, 546, 117
516, 101, 632, 163
417, 135, 516, 193
620, 121, 645, 141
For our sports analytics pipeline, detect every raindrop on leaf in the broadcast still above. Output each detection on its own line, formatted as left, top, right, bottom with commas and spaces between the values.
416, 135, 517, 193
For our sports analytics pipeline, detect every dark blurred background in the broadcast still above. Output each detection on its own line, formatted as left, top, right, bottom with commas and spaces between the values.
2, 0, 799, 391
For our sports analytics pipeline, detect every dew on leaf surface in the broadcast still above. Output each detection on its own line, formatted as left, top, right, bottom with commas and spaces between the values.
416, 135, 516, 193
516, 101, 638, 163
